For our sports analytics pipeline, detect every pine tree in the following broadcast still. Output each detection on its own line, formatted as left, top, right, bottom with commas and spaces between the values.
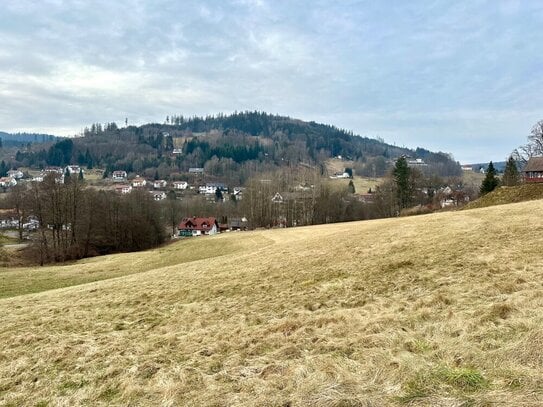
78, 169, 84, 181
480, 161, 499, 195
215, 188, 223, 202
393, 156, 412, 209
347, 179, 355, 194
502, 156, 520, 186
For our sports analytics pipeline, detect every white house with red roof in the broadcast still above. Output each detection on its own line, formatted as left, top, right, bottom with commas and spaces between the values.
178, 217, 219, 237
131, 176, 147, 188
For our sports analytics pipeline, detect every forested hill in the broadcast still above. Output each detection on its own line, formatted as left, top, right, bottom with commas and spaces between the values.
0, 131, 58, 147
13, 112, 461, 182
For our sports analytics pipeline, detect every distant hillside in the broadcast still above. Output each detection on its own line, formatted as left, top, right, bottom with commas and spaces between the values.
12, 112, 461, 183
0, 131, 59, 147
465, 183, 543, 209
468, 161, 507, 172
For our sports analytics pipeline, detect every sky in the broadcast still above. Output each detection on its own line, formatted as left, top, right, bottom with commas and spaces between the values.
1, 0, 542, 163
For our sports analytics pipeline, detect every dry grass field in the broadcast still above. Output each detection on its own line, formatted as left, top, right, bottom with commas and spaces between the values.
327, 176, 382, 194
2, 201, 543, 406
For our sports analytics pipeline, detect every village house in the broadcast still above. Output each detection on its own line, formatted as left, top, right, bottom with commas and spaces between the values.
41, 171, 64, 184
44, 166, 64, 175
0, 177, 17, 188
115, 185, 132, 194
65, 165, 81, 175
461, 165, 473, 171
523, 157, 543, 183
188, 167, 204, 174
112, 170, 128, 181
357, 193, 375, 204
329, 172, 350, 179
153, 180, 167, 189
150, 191, 167, 201
232, 187, 243, 200
172, 148, 183, 155
407, 158, 428, 168
7, 169, 24, 179
131, 176, 147, 188
229, 217, 249, 231
271, 192, 284, 203
173, 181, 188, 190
199, 183, 227, 195
178, 217, 219, 237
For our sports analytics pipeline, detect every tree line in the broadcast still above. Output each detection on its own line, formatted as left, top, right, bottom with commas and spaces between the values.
7, 176, 165, 264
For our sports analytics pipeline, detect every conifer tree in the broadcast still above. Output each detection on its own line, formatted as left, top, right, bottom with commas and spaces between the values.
480, 161, 499, 195
347, 179, 355, 194
393, 156, 412, 209
502, 156, 520, 186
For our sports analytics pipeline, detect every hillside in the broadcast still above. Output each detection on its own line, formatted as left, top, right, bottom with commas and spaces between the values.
465, 183, 543, 209
2, 201, 543, 405
12, 112, 461, 183
0, 131, 58, 146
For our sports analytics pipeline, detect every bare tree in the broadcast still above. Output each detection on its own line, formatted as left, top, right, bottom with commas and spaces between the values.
513, 119, 543, 164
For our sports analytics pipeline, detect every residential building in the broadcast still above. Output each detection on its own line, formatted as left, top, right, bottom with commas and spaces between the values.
7, 169, 24, 179
173, 181, 188, 190
115, 185, 132, 194
523, 157, 543, 183
153, 180, 167, 189
65, 165, 81, 175
132, 176, 147, 188
112, 170, 128, 181
0, 177, 17, 187
150, 191, 167, 201
178, 217, 219, 237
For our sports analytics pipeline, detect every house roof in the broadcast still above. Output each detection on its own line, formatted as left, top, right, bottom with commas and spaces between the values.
178, 217, 218, 231
524, 157, 543, 172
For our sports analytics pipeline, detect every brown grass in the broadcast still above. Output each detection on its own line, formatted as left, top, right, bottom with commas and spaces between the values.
1, 200, 543, 405
466, 183, 543, 209
327, 176, 382, 194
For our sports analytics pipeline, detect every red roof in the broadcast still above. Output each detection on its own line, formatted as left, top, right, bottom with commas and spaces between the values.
178, 217, 218, 231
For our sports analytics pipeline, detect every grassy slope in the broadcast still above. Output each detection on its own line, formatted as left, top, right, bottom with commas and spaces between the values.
0, 234, 271, 299
1, 202, 543, 406
466, 183, 543, 209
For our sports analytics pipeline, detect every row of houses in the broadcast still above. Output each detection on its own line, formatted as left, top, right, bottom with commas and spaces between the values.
114, 176, 242, 198
111, 167, 204, 182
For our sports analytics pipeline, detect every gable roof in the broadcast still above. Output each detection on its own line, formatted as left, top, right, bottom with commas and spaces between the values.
524, 157, 543, 172
178, 217, 218, 231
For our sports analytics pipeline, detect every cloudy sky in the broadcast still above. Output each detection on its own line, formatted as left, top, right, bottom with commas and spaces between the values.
1, 0, 542, 163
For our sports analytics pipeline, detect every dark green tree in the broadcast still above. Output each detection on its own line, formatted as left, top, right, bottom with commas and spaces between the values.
480, 161, 499, 195
347, 179, 355, 194
215, 188, 223, 202
393, 156, 413, 209
502, 156, 520, 186
78, 169, 84, 181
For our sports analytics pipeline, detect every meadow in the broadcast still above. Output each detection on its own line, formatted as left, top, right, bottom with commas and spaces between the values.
1, 200, 543, 406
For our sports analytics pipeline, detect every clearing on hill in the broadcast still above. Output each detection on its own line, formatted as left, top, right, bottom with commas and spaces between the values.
1, 200, 543, 406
